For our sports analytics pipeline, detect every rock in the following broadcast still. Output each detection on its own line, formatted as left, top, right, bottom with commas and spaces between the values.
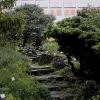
52, 56, 65, 69
38, 54, 53, 65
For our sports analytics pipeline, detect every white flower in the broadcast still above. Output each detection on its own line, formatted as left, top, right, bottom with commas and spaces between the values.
0, 94, 6, 98
11, 77, 15, 81
60, 52, 63, 54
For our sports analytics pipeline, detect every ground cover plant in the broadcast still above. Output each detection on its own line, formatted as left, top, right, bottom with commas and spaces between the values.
0, 47, 48, 100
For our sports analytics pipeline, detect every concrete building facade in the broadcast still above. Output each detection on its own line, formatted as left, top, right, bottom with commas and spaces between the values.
15, 0, 100, 21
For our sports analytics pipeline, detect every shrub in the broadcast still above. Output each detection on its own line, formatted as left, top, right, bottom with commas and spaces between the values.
42, 41, 59, 55
91, 95, 100, 100
15, 4, 55, 47
0, 47, 48, 100
6, 94, 16, 100
44, 8, 100, 79
0, 47, 29, 71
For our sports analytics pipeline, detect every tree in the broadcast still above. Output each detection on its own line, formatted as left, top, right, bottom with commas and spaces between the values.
15, 4, 55, 47
0, 12, 25, 37
44, 8, 100, 80
0, 0, 17, 12
0, 0, 25, 47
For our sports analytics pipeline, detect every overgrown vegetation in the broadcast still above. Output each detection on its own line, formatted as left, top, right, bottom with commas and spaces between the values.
42, 41, 59, 55
0, 0, 16, 11
15, 4, 55, 47
0, 47, 48, 100
0, 0, 49, 99
1, 0, 100, 99
44, 8, 100, 80
0, 12, 25, 46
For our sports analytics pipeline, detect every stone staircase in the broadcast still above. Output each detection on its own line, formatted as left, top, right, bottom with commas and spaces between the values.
29, 65, 78, 100
21, 48, 99, 100
21, 48, 78, 99
29, 66, 55, 75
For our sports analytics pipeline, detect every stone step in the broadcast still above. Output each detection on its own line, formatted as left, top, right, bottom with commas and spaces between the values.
28, 56, 40, 63
49, 90, 76, 100
27, 66, 54, 75
34, 75, 64, 82
41, 81, 70, 91
30, 68, 55, 75
30, 66, 52, 70
29, 56, 38, 59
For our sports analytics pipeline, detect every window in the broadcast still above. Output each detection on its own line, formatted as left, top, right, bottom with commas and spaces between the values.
64, 9, 70, 15
70, 9, 76, 15
56, 9, 62, 16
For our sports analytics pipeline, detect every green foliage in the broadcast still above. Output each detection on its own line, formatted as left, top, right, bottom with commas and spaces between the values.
0, 47, 29, 70
0, 0, 25, 47
0, 47, 48, 100
15, 4, 55, 46
0, 0, 17, 10
6, 94, 16, 100
0, 12, 25, 35
70, 57, 80, 71
44, 8, 100, 79
90, 95, 100, 100
0, 13, 25, 47
72, 80, 97, 100
0, 1, 48, 100
42, 41, 59, 55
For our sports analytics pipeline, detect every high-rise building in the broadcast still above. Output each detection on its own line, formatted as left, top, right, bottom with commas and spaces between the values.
15, 0, 100, 21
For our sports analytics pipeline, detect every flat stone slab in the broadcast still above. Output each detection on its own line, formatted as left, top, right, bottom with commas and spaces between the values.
41, 81, 72, 91
50, 91, 67, 99
31, 68, 54, 72
49, 91, 75, 99
30, 66, 52, 69
34, 75, 64, 81
41, 82, 69, 91
30, 68, 54, 75
29, 66, 55, 75
29, 56, 38, 59
43, 81, 69, 87
31, 69, 52, 72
